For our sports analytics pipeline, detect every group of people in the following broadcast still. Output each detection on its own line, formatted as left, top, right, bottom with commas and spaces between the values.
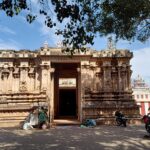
23, 106, 49, 130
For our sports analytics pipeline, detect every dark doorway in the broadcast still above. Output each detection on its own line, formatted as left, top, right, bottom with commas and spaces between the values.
59, 89, 76, 117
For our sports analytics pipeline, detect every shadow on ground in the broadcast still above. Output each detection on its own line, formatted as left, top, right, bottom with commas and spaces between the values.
0, 125, 150, 150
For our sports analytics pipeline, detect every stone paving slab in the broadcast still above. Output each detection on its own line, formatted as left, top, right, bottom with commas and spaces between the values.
0, 125, 150, 150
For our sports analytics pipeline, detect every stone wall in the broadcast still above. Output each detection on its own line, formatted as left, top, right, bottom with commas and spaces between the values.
0, 46, 140, 126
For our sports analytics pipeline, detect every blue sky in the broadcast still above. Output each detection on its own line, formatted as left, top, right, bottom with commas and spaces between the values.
0, 8, 150, 85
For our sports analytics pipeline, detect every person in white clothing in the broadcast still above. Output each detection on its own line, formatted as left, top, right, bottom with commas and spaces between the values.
23, 107, 39, 130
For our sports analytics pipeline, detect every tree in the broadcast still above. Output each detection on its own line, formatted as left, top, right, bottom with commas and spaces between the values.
0, 0, 149, 54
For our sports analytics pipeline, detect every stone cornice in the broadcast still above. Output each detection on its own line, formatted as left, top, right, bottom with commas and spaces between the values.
0, 47, 132, 58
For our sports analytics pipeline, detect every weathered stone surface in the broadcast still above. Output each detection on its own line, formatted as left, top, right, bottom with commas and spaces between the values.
0, 45, 140, 127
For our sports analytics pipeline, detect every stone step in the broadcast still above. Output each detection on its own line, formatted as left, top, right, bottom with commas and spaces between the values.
0, 120, 23, 127
53, 119, 80, 126
0, 117, 26, 121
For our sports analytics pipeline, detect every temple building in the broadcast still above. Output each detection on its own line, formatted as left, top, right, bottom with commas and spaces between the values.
0, 42, 140, 127
132, 75, 150, 115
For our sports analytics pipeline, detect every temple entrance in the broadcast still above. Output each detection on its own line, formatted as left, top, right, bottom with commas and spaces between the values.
53, 63, 79, 120
59, 89, 76, 117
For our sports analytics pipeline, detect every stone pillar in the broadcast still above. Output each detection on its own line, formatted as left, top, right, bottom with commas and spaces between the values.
124, 71, 128, 91
35, 67, 40, 91
19, 67, 28, 92
90, 65, 98, 92
1, 69, 10, 93
117, 67, 122, 91
127, 66, 132, 91
80, 62, 89, 94
103, 67, 107, 90
29, 75, 34, 92
89, 67, 94, 92
77, 67, 82, 121
20, 67, 28, 82
40, 65, 50, 91
121, 67, 128, 91
98, 73, 103, 92
13, 73, 20, 92
111, 67, 117, 92
8, 68, 13, 92
103, 66, 112, 91
40, 64, 54, 122
49, 67, 55, 123
41, 66, 45, 91
80, 61, 89, 121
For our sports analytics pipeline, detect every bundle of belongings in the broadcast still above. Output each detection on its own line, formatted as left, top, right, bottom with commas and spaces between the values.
81, 119, 96, 128
23, 106, 49, 130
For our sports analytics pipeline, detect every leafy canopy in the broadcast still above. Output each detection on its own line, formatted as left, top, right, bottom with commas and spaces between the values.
0, 0, 149, 54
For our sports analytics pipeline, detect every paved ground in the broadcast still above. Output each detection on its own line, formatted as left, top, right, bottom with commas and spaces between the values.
0, 125, 150, 150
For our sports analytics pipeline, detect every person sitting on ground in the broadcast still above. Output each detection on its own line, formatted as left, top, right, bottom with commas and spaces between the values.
23, 107, 39, 130
29, 107, 39, 128
115, 110, 127, 127
115, 110, 124, 118
38, 107, 48, 129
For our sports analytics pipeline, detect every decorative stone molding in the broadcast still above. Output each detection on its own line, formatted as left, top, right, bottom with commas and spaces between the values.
40, 64, 50, 70
1, 68, 10, 79
28, 68, 35, 78
19, 81, 27, 92
49, 68, 55, 73
98, 49, 133, 58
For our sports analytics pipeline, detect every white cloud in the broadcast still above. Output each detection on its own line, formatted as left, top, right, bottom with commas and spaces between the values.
0, 39, 21, 50
28, 0, 63, 46
131, 47, 150, 84
36, 14, 62, 46
0, 25, 16, 35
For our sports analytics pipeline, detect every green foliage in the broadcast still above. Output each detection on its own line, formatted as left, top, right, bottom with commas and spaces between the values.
0, 0, 149, 53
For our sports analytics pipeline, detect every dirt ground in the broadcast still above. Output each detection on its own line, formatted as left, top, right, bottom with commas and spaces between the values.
0, 125, 150, 150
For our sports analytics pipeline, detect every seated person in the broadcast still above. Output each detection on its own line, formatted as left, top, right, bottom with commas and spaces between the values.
23, 107, 39, 130
38, 107, 48, 129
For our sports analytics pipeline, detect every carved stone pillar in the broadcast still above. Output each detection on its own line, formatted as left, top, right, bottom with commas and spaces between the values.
1, 68, 10, 92
40, 65, 50, 91
121, 71, 126, 91
80, 61, 89, 121
13, 68, 20, 92
121, 66, 128, 91
28, 70, 35, 92
80, 62, 92, 94
127, 66, 132, 91
49, 67, 55, 122
117, 67, 122, 91
35, 67, 40, 91
20, 67, 28, 81
77, 67, 82, 121
90, 66, 95, 92
8, 67, 13, 92
97, 72, 103, 92
19, 67, 28, 92
89, 64, 98, 92
103, 66, 112, 91
94, 67, 101, 92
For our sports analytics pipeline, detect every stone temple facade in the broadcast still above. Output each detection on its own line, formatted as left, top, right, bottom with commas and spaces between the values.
0, 43, 140, 127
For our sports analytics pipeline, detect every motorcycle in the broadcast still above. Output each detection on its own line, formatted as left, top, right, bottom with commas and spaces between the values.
115, 111, 127, 127
142, 114, 150, 134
